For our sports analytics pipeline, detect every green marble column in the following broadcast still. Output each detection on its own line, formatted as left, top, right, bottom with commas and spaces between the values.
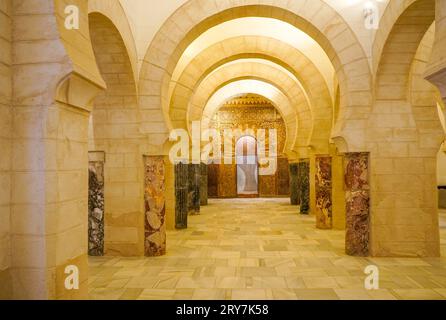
289, 163, 299, 205
175, 163, 189, 229
298, 160, 310, 215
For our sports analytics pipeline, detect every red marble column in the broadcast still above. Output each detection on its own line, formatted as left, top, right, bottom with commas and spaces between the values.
144, 156, 166, 257
344, 153, 370, 257
315, 156, 332, 230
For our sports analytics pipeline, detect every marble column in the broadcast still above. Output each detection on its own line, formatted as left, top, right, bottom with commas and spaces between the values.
88, 153, 105, 256
200, 163, 208, 206
344, 153, 370, 256
289, 163, 299, 205
277, 157, 290, 196
175, 163, 189, 229
144, 156, 166, 257
315, 156, 333, 229
188, 164, 201, 215
298, 160, 310, 214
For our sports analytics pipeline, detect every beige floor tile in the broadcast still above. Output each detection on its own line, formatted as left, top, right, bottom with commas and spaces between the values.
334, 289, 372, 300
88, 198, 446, 300
215, 277, 246, 289
232, 289, 272, 300
251, 277, 288, 289
294, 289, 339, 300
176, 277, 216, 289
367, 289, 398, 300
393, 289, 445, 300
303, 277, 339, 289
119, 288, 144, 300
138, 289, 176, 300
192, 289, 227, 300
271, 289, 299, 300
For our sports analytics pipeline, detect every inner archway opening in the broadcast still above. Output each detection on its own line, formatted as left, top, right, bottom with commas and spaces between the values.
207, 93, 289, 199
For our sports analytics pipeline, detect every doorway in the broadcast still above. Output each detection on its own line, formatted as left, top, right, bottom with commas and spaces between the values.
236, 136, 259, 197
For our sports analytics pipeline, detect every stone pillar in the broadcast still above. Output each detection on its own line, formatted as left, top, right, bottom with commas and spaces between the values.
345, 153, 370, 257
175, 163, 189, 229
188, 164, 201, 215
277, 157, 290, 196
200, 163, 208, 206
88, 152, 105, 256
144, 156, 166, 257
332, 153, 346, 230
315, 156, 333, 229
289, 163, 299, 205
298, 160, 310, 214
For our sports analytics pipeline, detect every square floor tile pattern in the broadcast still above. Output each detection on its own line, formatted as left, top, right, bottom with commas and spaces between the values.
89, 199, 446, 300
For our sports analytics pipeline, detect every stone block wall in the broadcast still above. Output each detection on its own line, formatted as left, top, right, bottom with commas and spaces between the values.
0, 0, 12, 300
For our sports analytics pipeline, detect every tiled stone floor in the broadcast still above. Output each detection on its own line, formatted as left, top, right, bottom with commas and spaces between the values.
89, 199, 446, 300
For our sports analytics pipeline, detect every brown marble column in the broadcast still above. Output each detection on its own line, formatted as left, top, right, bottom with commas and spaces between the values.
175, 162, 189, 229
278, 157, 290, 196
207, 164, 218, 198
298, 160, 310, 214
315, 156, 333, 229
344, 153, 370, 256
188, 164, 201, 215
200, 163, 208, 206
144, 156, 166, 256
88, 152, 105, 256
289, 163, 299, 205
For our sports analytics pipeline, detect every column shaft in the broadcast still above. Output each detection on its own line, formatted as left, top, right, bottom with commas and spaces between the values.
188, 164, 201, 215
345, 153, 370, 256
298, 160, 310, 214
144, 156, 166, 257
200, 163, 208, 206
175, 163, 189, 229
290, 163, 300, 205
88, 152, 105, 256
315, 156, 333, 229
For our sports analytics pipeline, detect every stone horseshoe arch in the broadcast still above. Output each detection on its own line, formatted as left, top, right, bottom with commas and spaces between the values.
138, 1, 372, 152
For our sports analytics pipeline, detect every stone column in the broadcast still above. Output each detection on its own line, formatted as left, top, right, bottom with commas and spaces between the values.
344, 153, 370, 256
277, 157, 290, 196
188, 164, 201, 215
298, 160, 310, 214
144, 156, 166, 257
332, 153, 346, 230
88, 152, 105, 256
315, 156, 333, 229
200, 163, 208, 206
175, 163, 189, 229
289, 163, 299, 205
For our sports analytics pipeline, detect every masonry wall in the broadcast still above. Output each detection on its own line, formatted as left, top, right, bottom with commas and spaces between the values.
0, 0, 12, 299
89, 13, 145, 256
